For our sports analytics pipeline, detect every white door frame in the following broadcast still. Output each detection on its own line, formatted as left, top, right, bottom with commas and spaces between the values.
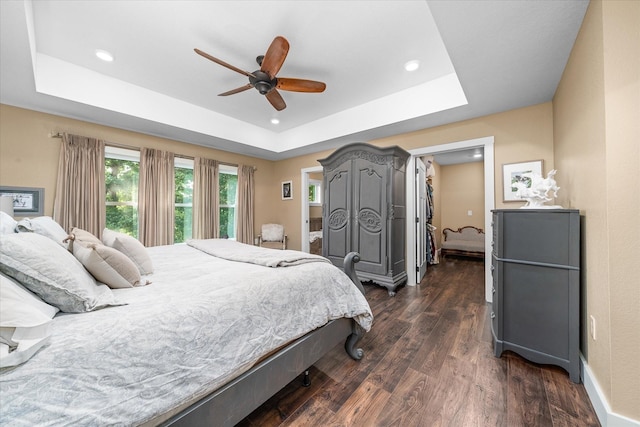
405, 136, 495, 303
415, 157, 428, 284
300, 166, 323, 253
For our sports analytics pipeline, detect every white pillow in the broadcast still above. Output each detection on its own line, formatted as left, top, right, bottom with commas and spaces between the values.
15, 216, 69, 249
0, 211, 17, 235
0, 233, 120, 313
0, 273, 58, 367
72, 242, 143, 289
102, 228, 154, 275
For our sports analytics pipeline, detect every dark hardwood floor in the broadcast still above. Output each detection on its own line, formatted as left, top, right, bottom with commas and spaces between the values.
238, 257, 600, 426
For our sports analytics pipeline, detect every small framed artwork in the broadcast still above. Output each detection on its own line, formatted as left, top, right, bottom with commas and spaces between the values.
281, 180, 293, 200
0, 186, 45, 216
502, 160, 543, 202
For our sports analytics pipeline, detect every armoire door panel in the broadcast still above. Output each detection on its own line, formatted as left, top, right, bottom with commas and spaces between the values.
325, 167, 351, 265
353, 159, 386, 274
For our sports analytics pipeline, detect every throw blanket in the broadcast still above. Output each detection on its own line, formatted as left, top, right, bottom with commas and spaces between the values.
187, 239, 331, 268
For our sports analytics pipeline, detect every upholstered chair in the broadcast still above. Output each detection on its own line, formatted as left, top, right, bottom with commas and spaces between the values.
258, 223, 287, 250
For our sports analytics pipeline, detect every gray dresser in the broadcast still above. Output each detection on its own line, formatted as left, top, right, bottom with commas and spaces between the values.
491, 209, 581, 383
319, 143, 410, 296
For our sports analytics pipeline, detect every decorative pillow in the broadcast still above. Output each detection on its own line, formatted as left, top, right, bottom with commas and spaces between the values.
261, 224, 284, 242
0, 233, 120, 313
102, 229, 154, 275
72, 242, 143, 289
16, 216, 70, 248
65, 227, 102, 252
0, 273, 58, 367
0, 211, 17, 235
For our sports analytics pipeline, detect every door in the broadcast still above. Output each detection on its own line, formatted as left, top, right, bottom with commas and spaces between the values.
352, 157, 387, 275
416, 157, 428, 283
323, 161, 352, 267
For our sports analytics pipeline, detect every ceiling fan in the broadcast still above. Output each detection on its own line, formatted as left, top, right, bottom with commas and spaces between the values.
194, 36, 326, 111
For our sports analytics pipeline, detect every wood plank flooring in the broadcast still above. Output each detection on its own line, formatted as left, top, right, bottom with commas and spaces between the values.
238, 257, 600, 427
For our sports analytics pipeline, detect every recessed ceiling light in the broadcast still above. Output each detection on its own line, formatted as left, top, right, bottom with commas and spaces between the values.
473, 153, 483, 158
404, 60, 420, 72
270, 118, 280, 125
95, 49, 114, 62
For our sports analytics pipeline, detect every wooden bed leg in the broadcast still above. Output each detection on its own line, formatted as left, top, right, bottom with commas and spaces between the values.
343, 252, 365, 360
343, 252, 365, 295
345, 323, 365, 360
302, 370, 311, 387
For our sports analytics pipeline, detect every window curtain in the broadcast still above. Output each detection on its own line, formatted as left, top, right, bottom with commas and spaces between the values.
138, 148, 175, 247
236, 165, 255, 245
53, 133, 105, 237
193, 157, 219, 239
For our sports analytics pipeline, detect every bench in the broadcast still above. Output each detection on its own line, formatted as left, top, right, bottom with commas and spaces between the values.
440, 226, 485, 259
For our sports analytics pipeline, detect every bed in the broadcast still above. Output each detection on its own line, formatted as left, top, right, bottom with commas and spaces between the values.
309, 216, 323, 256
0, 216, 372, 427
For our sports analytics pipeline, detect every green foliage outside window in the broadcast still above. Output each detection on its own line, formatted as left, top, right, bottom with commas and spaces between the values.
174, 167, 193, 243
106, 154, 236, 243
219, 172, 237, 239
105, 158, 139, 237
308, 184, 316, 202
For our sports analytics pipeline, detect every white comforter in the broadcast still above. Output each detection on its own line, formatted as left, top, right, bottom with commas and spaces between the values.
0, 242, 372, 426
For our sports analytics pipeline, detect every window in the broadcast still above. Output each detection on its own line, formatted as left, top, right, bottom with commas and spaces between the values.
219, 165, 238, 239
105, 147, 195, 243
105, 148, 140, 237
309, 179, 322, 206
174, 157, 194, 243
105, 147, 236, 243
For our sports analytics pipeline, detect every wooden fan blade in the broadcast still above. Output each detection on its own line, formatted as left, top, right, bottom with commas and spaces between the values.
265, 89, 286, 111
260, 36, 289, 79
194, 48, 255, 78
218, 84, 253, 96
277, 78, 326, 93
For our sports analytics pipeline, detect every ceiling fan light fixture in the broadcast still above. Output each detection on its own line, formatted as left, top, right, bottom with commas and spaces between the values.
95, 49, 114, 62
404, 60, 420, 72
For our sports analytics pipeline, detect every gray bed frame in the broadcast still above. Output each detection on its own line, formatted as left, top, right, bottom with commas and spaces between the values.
161, 252, 366, 427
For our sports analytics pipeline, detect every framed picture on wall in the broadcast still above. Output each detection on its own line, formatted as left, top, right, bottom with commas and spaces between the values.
281, 180, 293, 200
0, 186, 44, 216
502, 160, 543, 202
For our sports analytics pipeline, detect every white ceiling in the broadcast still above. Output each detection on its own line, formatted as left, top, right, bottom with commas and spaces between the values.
0, 0, 589, 161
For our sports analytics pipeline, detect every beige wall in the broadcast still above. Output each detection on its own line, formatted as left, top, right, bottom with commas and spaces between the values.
439, 162, 485, 236
553, 0, 639, 419
275, 102, 554, 250
0, 104, 277, 237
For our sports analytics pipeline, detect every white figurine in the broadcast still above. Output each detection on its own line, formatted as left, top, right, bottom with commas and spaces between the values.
514, 169, 563, 209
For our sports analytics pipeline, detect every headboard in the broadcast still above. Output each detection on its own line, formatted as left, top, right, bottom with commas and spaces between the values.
309, 217, 323, 232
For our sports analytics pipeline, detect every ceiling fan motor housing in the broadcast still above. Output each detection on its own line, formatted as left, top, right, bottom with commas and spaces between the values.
250, 71, 277, 94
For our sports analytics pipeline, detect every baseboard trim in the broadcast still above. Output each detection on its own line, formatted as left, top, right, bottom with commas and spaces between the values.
581, 355, 640, 427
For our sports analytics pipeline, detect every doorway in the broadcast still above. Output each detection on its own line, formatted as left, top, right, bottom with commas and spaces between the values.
406, 136, 495, 303
300, 166, 322, 253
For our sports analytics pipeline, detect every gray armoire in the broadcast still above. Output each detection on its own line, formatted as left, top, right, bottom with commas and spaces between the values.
491, 209, 581, 382
319, 143, 410, 296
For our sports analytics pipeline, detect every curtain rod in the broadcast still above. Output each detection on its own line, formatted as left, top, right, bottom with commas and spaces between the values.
49, 131, 249, 168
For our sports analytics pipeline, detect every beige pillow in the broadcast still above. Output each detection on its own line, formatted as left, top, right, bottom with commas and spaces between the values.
65, 227, 102, 251
102, 229, 153, 275
73, 243, 143, 289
